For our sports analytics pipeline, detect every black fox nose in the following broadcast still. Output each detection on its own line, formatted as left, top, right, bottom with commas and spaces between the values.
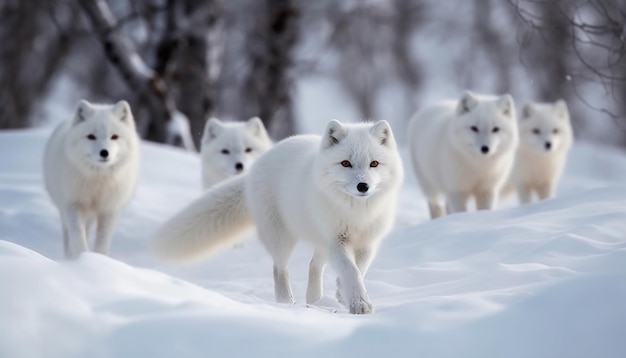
235, 162, 244, 171
481, 145, 489, 154
545, 142, 552, 150
100, 149, 109, 158
357, 182, 369, 193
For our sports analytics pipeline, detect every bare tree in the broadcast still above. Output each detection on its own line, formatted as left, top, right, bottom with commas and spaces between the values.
509, 0, 626, 142
241, 0, 299, 138
320, 1, 424, 124
473, 0, 513, 94
154, 0, 224, 147
78, 0, 197, 151
0, 1, 77, 128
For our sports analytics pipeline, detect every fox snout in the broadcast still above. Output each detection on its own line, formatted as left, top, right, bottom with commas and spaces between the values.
356, 182, 369, 193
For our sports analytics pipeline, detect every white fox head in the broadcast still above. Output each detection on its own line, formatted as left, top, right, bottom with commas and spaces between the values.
316, 120, 403, 200
518, 100, 573, 153
65, 100, 138, 172
200, 117, 272, 181
451, 91, 519, 157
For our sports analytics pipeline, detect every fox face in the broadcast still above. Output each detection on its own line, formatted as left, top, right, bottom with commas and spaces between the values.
316, 120, 403, 200
201, 117, 272, 177
65, 100, 137, 172
518, 100, 572, 153
452, 91, 518, 157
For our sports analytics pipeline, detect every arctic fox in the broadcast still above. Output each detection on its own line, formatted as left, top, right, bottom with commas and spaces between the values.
506, 100, 573, 203
200, 117, 272, 189
43, 100, 140, 259
154, 120, 403, 314
407, 91, 519, 218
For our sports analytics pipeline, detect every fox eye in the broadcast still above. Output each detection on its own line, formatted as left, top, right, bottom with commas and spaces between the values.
341, 160, 352, 168
111, 134, 119, 140
221, 149, 230, 155
553, 128, 559, 134
492, 127, 500, 133
87, 134, 96, 140
245, 147, 253, 153
470, 126, 479, 133
370, 160, 379, 168
533, 128, 540, 135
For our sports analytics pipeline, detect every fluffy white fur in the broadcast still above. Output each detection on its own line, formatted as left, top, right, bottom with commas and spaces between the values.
505, 100, 573, 203
154, 120, 404, 314
407, 91, 519, 218
43, 100, 140, 259
200, 117, 272, 189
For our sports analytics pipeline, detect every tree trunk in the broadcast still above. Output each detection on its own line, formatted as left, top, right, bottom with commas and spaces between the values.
78, 0, 196, 151
0, 2, 74, 128
155, 0, 223, 148
242, 0, 298, 138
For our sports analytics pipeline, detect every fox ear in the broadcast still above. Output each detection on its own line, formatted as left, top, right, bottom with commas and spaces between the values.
203, 117, 223, 141
499, 94, 514, 118
554, 99, 569, 120
73, 99, 93, 125
457, 90, 478, 115
245, 116, 267, 137
370, 120, 396, 148
113, 100, 132, 123
322, 119, 347, 148
522, 103, 534, 119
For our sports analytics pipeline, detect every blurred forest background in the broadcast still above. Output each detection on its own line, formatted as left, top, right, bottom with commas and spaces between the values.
1, 0, 626, 150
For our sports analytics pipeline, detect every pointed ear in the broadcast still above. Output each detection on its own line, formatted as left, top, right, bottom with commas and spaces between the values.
521, 103, 534, 119
321, 119, 347, 149
554, 99, 569, 120
457, 90, 478, 115
499, 94, 514, 118
73, 99, 93, 125
203, 117, 223, 141
113, 100, 132, 123
370, 120, 396, 148
245, 116, 267, 137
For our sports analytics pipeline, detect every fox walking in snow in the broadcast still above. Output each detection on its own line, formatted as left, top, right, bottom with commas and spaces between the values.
505, 100, 573, 203
200, 117, 272, 189
154, 120, 403, 314
407, 91, 519, 218
43, 100, 140, 259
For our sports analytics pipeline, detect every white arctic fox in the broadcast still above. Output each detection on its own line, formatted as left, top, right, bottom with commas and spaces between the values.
506, 100, 573, 203
43, 100, 140, 259
154, 120, 403, 314
407, 91, 519, 218
200, 117, 272, 189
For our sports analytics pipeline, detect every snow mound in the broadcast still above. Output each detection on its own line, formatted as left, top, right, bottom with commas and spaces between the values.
1, 128, 626, 357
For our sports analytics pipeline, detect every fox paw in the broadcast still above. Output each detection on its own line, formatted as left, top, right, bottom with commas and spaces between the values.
349, 299, 374, 314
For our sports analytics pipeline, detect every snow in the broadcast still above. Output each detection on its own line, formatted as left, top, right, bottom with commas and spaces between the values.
1, 127, 626, 358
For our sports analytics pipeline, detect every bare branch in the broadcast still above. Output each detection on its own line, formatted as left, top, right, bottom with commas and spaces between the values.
77, 0, 196, 151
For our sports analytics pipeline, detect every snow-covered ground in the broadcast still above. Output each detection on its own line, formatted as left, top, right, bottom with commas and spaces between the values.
1, 127, 626, 358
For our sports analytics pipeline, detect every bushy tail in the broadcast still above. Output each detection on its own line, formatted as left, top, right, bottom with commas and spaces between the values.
152, 175, 252, 262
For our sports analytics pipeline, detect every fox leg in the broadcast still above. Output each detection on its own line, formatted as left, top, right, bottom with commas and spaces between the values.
517, 184, 533, 204
446, 191, 469, 213
94, 212, 117, 255
329, 236, 372, 314
62, 205, 89, 259
475, 190, 497, 210
536, 182, 555, 201
62, 224, 71, 259
257, 217, 296, 304
428, 199, 446, 219
306, 248, 326, 304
